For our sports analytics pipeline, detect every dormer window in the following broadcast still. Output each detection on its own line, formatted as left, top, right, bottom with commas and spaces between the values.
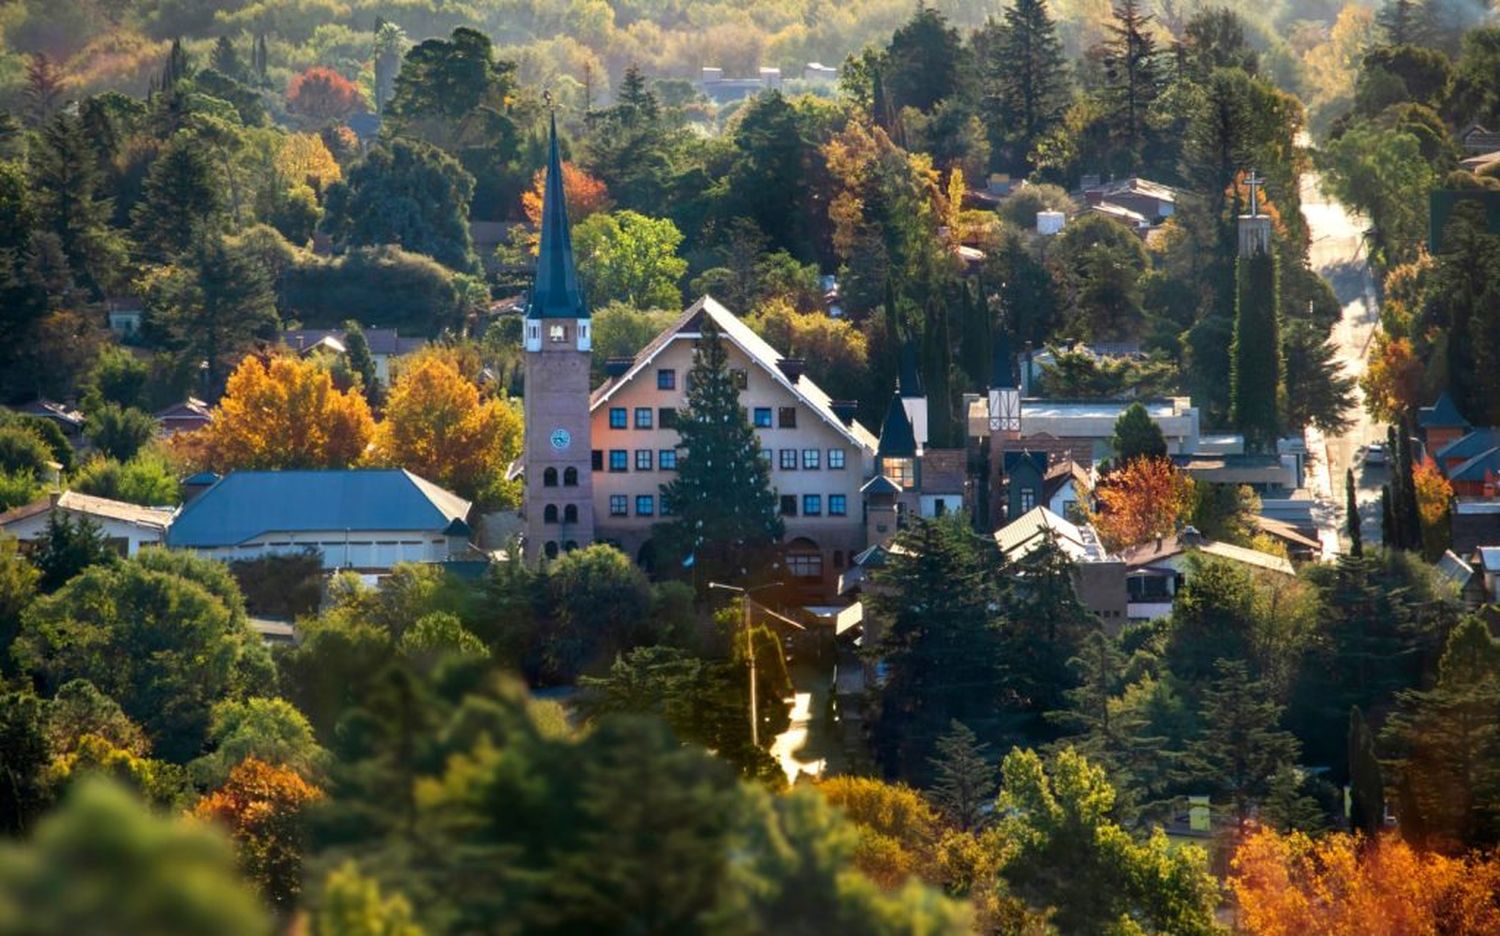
884, 456, 915, 489
549, 323, 569, 343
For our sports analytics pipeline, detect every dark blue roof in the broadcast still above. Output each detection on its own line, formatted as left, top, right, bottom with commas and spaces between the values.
898, 340, 924, 398
1449, 447, 1500, 483
1003, 450, 1047, 478
1436, 428, 1500, 464
876, 391, 917, 458
1418, 392, 1469, 429
526, 112, 589, 321
166, 469, 471, 548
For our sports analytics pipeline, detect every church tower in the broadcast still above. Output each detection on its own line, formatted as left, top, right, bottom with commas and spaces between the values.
522, 113, 595, 564
1230, 170, 1281, 454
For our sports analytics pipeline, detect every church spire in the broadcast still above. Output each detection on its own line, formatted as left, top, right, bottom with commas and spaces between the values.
528, 111, 589, 320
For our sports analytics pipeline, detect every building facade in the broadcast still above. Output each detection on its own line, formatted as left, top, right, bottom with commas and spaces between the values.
586, 298, 878, 597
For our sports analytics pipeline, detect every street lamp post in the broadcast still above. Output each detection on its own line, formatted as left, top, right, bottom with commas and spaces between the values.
708, 581, 783, 748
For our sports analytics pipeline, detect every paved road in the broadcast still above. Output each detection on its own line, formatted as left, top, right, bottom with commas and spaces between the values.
1300, 169, 1387, 553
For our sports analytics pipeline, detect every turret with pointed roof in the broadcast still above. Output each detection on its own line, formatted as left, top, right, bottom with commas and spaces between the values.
878, 390, 918, 459
527, 111, 589, 321
897, 338, 928, 450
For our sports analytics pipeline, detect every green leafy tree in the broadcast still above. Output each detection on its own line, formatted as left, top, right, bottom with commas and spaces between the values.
84, 404, 157, 462
883, 5, 966, 113
719, 93, 815, 261
273, 611, 395, 741
1111, 401, 1168, 464
572, 211, 686, 310
190, 697, 328, 787
317, 862, 425, 936
0, 689, 50, 834
927, 720, 994, 832
1321, 125, 1437, 269
342, 320, 379, 397
321, 138, 478, 273
870, 517, 1001, 781
0, 422, 54, 480
0, 537, 40, 673
80, 346, 149, 411
1164, 554, 1262, 686
0, 778, 271, 935
979, 0, 1069, 172
996, 747, 1222, 934
131, 131, 227, 263
657, 316, 782, 585
14, 552, 273, 762
539, 544, 653, 681
71, 450, 181, 507
1179, 659, 1302, 831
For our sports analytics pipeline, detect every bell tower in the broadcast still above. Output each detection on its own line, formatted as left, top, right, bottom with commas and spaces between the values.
522, 112, 595, 564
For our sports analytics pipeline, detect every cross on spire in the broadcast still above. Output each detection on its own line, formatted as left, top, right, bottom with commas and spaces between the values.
1245, 169, 1264, 217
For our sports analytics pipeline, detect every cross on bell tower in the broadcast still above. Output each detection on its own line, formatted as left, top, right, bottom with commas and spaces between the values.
1237, 168, 1272, 258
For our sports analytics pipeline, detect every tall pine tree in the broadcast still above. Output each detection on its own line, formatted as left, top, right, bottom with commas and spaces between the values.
1100, 0, 1164, 164
1347, 705, 1384, 837
981, 0, 1069, 173
657, 315, 782, 587
927, 719, 994, 831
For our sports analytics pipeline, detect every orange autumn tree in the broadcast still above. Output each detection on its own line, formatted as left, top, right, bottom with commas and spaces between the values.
1086, 457, 1195, 553
286, 66, 363, 122
371, 353, 522, 508
1231, 828, 1500, 936
191, 355, 375, 472
1412, 456, 1453, 559
1360, 334, 1423, 424
193, 757, 323, 909
521, 161, 611, 228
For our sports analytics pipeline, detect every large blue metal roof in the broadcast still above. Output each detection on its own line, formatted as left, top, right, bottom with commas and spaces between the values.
166, 469, 471, 548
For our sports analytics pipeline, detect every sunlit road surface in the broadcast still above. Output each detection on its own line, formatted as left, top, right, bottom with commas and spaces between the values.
1301, 164, 1387, 556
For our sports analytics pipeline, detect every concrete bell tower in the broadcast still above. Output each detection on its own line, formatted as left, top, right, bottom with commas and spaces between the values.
522, 112, 595, 564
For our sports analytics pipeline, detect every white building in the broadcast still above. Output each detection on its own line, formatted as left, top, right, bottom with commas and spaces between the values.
0, 491, 173, 557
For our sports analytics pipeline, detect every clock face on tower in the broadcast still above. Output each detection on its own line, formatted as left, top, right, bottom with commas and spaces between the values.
550, 428, 572, 450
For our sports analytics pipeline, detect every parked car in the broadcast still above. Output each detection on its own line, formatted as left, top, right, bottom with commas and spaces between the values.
1362, 443, 1387, 465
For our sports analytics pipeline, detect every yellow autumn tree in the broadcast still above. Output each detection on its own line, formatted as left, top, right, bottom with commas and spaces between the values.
1086, 457, 1195, 553
1361, 334, 1424, 423
1413, 456, 1453, 559
193, 355, 374, 472
275, 132, 341, 189
371, 353, 522, 508
1231, 828, 1500, 936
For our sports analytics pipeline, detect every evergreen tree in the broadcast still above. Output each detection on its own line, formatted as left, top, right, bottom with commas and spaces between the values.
1111, 401, 1168, 464
869, 517, 1001, 781
1282, 318, 1356, 434
209, 36, 246, 83
998, 535, 1094, 725
1346, 467, 1363, 557
1348, 706, 1384, 838
1382, 616, 1500, 851
342, 320, 379, 399
1395, 417, 1422, 552
254, 33, 268, 83
1376, 0, 1429, 47
657, 316, 782, 586
131, 132, 227, 263
373, 21, 407, 115
921, 296, 954, 448
0, 690, 49, 835
1099, 0, 1164, 163
981, 0, 1069, 173
32, 511, 117, 592
927, 719, 995, 831
160, 38, 190, 93
583, 64, 674, 212
29, 111, 124, 296
1230, 250, 1281, 453
883, 5, 965, 113
1180, 659, 1301, 831
958, 281, 992, 391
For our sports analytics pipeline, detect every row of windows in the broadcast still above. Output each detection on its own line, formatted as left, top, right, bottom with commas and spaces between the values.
609, 494, 668, 517
594, 449, 679, 472
772, 448, 846, 470
652, 367, 745, 391
610, 407, 679, 430
541, 504, 580, 524
752, 407, 799, 429
779, 494, 847, 517
541, 467, 579, 487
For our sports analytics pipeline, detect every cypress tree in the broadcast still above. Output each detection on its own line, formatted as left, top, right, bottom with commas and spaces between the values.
1348, 706, 1384, 838
343, 320, 379, 399
923, 295, 954, 448
1381, 484, 1395, 550
1396, 417, 1422, 552
1230, 249, 1281, 453
927, 719, 995, 832
658, 316, 783, 587
1346, 467, 1363, 557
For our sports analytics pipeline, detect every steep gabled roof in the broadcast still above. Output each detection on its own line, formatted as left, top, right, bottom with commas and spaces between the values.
898, 340, 924, 398
1418, 392, 1470, 430
1436, 427, 1500, 464
165, 469, 470, 548
875, 391, 916, 458
994, 505, 1100, 562
590, 296, 878, 453
1449, 447, 1500, 483
526, 111, 589, 321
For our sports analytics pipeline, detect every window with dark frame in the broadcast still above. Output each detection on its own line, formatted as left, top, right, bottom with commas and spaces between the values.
753, 407, 773, 428
609, 450, 628, 472
635, 407, 652, 429
829, 494, 847, 516
635, 449, 652, 470
659, 449, 677, 470
657, 369, 676, 390
828, 448, 845, 469
609, 495, 628, 516
802, 449, 820, 470
609, 407, 627, 429
802, 494, 821, 516
780, 494, 797, 516
779, 449, 798, 470
778, 406, 796, 428
635, 495, 654, 516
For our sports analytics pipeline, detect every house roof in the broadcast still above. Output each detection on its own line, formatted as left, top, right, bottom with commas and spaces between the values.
590, 296, 878, 453
527, 112, 589, 321
1118, 532, 1294, 576
0, 491, 174, 531
1449, 447, 1500, 483
994, 505, 1104, 563
1418, 392, 1470, 430
1043, 459, 1090, 503
10, 399, 85, 430
1479, 547, 1500, 573
1250, 514, 1321, 552
876, 391, 917, 458
1437, 549, 1477, 589
1089, 201, 1149, 227
156, 398, 212, 420
1096, 177, 1182, 204
1436, 428, 1500, 464
165, 469, 470, 548
280, 328, 424, 357
860, 474, 902, 495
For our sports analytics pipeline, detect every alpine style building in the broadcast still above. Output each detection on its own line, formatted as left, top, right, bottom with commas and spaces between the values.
521, 114, 597, 563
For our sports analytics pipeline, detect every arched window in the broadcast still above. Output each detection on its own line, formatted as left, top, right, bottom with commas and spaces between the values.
544, 504, 558, 523
563, 540, 578, 552
544, 541, 559, 559
563, 504, 578, 524
543, 467, 558, 487
785, 537, 823, 580
563, 466, 578, 486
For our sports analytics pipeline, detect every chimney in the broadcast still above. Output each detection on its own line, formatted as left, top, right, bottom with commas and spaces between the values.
605, 357, 634, 378
830, 400, 859, 425
778, 358, 805, 382
1180, 525, 1204, 547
